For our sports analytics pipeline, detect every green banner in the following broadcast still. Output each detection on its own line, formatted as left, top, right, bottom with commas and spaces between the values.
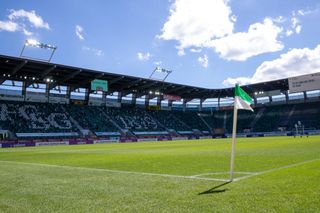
91, 79, 108, 92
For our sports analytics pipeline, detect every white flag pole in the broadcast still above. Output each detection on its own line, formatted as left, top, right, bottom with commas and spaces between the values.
230, 98, 238, 182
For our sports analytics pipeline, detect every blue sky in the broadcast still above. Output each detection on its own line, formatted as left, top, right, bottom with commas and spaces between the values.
0, 0, 320, 89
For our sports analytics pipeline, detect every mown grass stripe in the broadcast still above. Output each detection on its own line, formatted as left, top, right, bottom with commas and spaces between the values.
234, 158, 320, 181
0, 160, 228, 182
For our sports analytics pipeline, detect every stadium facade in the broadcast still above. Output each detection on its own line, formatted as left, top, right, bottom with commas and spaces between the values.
0, 54, 319, 147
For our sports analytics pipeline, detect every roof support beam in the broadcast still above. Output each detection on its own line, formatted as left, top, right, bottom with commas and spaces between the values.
165, 86, 186, 94
138, 81, 159, 92
40, 65, 56, 79
0, 79, 6, 85
24, 81, 34, 88
118, 79, 142, 91
72, 72, 105, 91
61, 69, 82, 82
150, 84, 170, 92
109, 76, 125, 85
187, 89, 212, 99
179, 88, 198, 96
11, 60, 27, 75
49, 69, 82, 90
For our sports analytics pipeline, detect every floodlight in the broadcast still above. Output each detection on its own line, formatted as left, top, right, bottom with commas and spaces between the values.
26, 39, 40, 46
155, 67, 172, 74
20, 39, 57, 62
149, 67, 173, 81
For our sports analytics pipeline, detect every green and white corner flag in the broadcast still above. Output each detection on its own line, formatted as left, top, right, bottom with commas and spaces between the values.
234, 84, 253, 111
230, 84, 254, 182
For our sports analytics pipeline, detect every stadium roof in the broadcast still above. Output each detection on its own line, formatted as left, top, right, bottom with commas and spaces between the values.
0, 54, 289, 99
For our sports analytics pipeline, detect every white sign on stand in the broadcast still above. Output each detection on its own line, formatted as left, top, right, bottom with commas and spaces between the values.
288, 72, 320, 93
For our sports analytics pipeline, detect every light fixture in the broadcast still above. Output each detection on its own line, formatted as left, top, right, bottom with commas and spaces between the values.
25, 39, 40, 46
149, 67, 173, 81
20, 39, 57, 62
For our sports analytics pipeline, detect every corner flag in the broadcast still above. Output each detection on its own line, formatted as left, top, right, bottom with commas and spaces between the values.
230, 84, 254, 181
234, 84, 254, 111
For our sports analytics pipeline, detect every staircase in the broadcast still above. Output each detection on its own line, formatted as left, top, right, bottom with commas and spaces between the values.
250, 107, 266, 129
197, 114, 212, 134
172, 114, 191, 130
60, 105, 93, 137
97, 107, 126, 135
284, 105, 296, 126
146, 111, 171, 133
223, 111, 227, 130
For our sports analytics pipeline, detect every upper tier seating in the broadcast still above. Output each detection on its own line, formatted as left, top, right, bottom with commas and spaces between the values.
65, 105, 119, 132
0, 101, 77, 133
104, 106, 165, 132
1, 100, 319, 137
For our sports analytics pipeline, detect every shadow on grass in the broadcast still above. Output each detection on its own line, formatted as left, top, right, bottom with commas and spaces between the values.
198, 181, 232, 195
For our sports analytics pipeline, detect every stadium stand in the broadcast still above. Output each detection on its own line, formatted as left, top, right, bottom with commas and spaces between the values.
173, 111, 210, 131
0, 54, 319, 143
65, 105, 119, 133
1, 100, 320, 140
149, 110, 190, 131
0, 101, 78, 137
104, 106, 164, 132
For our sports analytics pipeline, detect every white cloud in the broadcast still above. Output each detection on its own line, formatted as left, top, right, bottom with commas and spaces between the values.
137, 52, 151, 61
223, 45, 320, 86
286, 29, 293, 37
177, 49, 185, 56
75, 25, 84, 40
223, 77, 252, 87
208, 18, 284, 61
158, 1, 316, 61
0, 9, 49, 35
154, 61, 162, 66
0, 20, 19, 32
286, 9, 316, 36
95, 50, 104, 56
290, 17, 301, 34
8, 9, 50, 29
190, 48, 202, 53
295, 25, 302, 34
158, 0, 234, 53
198, 54, 208, 68
22, 28, 33, 36
82, 46, 104, 56
272, 16, 286, 24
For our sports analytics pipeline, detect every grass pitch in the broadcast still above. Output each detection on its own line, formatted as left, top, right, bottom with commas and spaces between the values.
0, 136, 319, 212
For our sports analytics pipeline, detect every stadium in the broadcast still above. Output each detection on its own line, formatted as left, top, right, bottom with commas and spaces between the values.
0, 1, 320, 212
0, 52, 320, 212
0, 54, 320, 142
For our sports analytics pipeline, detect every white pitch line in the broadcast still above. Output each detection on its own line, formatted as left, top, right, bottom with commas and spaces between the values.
2, 159, 317, 183
193, 171, 256, 177
0, 160, 228, 182
234, 158, 320, 182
